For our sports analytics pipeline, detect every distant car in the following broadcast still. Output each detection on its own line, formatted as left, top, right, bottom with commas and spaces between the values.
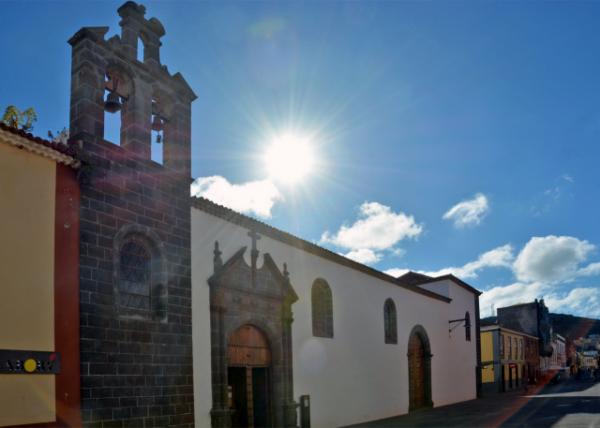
549, 372, 561, 384
549, 369, 569, 384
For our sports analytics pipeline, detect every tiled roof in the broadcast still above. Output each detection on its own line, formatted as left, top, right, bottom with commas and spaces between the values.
0, 122, 79, 167
191, 196, 466, 303
398, 271, 434, 286
404, 272, 482, 296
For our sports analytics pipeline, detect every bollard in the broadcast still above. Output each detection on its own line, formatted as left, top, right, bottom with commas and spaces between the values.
300, 395, 310, 428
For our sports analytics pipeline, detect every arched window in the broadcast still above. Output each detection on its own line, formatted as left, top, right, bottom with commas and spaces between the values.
465, 311, 471, 341
115, 228, 166, 321
384, 298, 397, 344
312, 279, 333, 338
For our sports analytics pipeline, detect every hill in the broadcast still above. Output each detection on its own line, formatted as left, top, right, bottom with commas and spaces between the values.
481, 313, 600, 341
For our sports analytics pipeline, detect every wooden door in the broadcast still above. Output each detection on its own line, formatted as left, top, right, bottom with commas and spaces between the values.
228, 325, 272, 427
408, 333, 426, 410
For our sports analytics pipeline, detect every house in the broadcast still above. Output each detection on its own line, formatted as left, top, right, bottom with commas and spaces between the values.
480, 325, 538, 394
0, 123, 81, 426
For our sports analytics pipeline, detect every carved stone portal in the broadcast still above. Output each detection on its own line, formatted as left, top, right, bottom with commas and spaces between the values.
208, 233, 299, 428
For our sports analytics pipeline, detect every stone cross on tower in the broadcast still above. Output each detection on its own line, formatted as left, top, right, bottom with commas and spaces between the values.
248, 229, 261, 287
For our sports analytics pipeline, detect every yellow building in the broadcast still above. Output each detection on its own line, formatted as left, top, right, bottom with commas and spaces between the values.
0, 123, 81, 426
480, 325, 537, 394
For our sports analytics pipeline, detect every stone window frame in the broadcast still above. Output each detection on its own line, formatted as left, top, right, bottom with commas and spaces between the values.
465, 311, 471, 342
383, 298, 398, 344
311, 278, 333, 338
113, 224, 167, 322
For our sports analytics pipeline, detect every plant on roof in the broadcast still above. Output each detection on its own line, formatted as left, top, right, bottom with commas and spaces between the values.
2, 105, 38, 131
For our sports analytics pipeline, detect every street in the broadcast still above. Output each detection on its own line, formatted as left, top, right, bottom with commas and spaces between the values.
352, 379, 600, 427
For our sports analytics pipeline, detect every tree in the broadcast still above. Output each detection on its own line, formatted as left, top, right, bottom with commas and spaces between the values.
1, 105, 38, 131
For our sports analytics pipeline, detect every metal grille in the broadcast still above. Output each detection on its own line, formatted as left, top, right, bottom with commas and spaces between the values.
120, 241, 150, 283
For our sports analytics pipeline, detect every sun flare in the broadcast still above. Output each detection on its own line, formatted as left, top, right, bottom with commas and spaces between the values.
263, 133, 316, 184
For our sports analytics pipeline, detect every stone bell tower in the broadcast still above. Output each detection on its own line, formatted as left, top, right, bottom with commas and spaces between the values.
68, 2, 196, 426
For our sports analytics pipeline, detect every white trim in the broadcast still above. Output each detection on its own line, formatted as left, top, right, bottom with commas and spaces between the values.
0, 128, 79, 168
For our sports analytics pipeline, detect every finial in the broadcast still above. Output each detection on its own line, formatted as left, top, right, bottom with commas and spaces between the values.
213, 241, 222, 271
283, 263, 290, 281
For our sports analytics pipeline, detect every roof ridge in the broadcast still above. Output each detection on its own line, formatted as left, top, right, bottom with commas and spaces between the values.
190, 195, 470, 302
0, 122, 78, 159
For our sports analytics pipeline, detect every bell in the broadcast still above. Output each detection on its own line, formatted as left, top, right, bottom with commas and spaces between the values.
151, 114, 164, 132
104, 91, 122, 113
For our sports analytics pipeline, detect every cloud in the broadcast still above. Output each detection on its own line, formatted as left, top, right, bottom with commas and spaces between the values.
578, 262, 600, 277
343, 249, 381, 264
513, 236, 595, 283
419, 244, 514, 280
443, 193, 489, 228
531, 175, 575, 217
384, 268, 410, 278
479, 282, 600, 319
561, 174, 574, 183
480, 282, 548, 318
321, 202, 422, 251
191, 175, 283, 218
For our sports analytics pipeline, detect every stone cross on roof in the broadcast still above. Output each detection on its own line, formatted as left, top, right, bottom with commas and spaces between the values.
248, 229, 261, 287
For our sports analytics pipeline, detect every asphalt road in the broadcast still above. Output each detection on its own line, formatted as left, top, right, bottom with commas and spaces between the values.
350, 379, 600, 428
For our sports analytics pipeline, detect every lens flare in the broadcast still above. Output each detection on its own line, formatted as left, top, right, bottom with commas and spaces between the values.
263, 133, 315, 184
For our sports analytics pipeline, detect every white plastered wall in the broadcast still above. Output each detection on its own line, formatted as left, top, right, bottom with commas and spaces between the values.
192, 209, 477, 428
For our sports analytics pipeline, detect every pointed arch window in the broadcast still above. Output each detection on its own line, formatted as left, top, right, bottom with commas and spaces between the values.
384, 298, 397, 344
312, 279, 333, 338
465, 311, 471, 341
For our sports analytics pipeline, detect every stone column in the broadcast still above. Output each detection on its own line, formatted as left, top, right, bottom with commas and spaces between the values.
282, 305, 298, 428
120, 77, 152, 158
210, 303, 231, 428
68, 29, 108, 142
163, 102, 192, 177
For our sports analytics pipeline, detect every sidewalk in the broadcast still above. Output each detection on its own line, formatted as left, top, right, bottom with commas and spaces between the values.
348, 380, 600, 428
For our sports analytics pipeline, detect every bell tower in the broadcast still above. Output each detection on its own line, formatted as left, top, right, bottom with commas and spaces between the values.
68, 0, 196, 176
68, 2, 196, 426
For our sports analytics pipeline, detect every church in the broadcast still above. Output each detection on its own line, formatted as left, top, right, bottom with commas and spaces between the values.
0, 2, 481, 427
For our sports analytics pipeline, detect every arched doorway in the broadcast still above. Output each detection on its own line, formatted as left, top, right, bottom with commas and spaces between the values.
228, 325, 272, 428
407, 325, 433, 411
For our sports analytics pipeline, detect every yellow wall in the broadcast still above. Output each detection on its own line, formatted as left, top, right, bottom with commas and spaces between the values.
481, 331, 495, 383
500, 331, 525, 385
0, 143, 56, 426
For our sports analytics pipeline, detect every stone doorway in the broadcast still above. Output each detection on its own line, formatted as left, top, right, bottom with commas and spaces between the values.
228, 325, 273, 428
407, 325, 433, 412
208, 236, 299, 428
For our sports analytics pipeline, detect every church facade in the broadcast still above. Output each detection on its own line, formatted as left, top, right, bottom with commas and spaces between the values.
0, 2, 481, 427
191, 200, 481, 427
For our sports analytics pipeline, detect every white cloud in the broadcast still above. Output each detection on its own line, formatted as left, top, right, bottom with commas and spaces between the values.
419, 244, 514, 280
578, 262, 600, 277
561, 174, 574, 183
480, 282, 600, 319
480, 282, 548, 318
191, 175, 283, 218
544, 288, 600, 318
513, 236, 595, 283
384, 268, 410, 278
343, 249, 381, 265
320, 201, 423, 251
443, 193, 489, 228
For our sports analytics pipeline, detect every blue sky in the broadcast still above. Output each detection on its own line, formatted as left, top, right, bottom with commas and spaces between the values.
2, 1, 600, 318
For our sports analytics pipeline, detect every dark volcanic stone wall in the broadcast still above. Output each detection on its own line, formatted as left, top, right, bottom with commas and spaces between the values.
77, 138, 193, 427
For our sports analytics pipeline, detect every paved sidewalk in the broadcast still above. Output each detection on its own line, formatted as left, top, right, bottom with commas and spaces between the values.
349, 380, 600, 428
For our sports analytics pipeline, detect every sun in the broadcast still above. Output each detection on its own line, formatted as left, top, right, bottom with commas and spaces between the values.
263, 133, 316, 184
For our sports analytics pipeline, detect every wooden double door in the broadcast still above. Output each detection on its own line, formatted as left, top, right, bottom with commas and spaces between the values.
228, 325, 273, 428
